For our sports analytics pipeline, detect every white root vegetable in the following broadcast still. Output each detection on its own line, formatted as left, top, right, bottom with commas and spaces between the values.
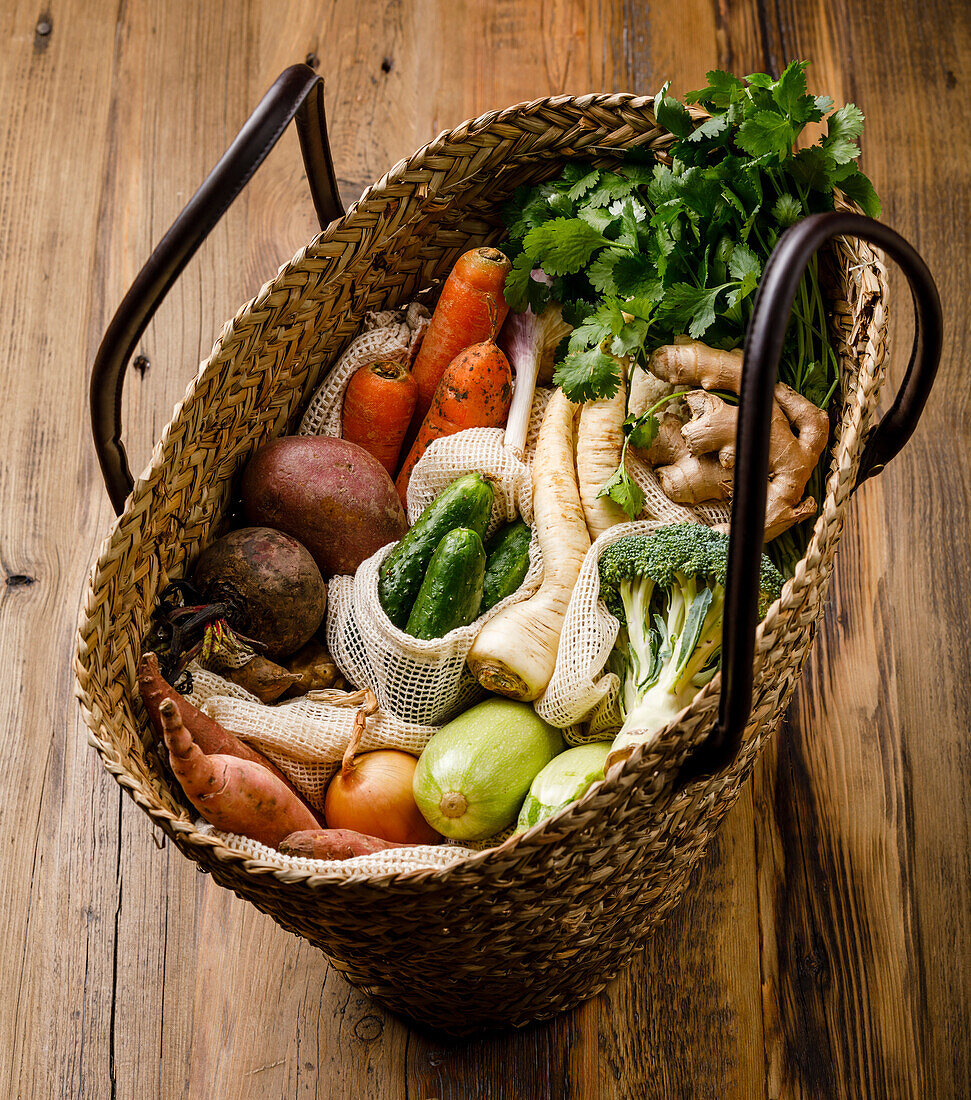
576, 368, 629, 539
500, 296, 572, 459
467, 390, 590, 700
628, 362, 682, 418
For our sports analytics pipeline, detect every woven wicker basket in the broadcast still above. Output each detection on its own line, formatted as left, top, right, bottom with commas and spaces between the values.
75, 67, 940, 1035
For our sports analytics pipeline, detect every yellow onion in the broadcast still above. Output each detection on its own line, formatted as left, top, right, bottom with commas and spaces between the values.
325, 735, 440, 846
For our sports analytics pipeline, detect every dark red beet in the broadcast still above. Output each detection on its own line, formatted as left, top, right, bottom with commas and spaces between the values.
192, 527, 326, 659
240, 436, 408, 577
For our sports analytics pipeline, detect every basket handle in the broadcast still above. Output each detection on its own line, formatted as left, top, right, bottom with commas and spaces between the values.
90, 64, 344, 514
675, 212, 942, 789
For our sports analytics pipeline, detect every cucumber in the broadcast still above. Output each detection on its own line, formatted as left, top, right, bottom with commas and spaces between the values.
479, 519, 532, 613
378, 472, 494, 628
413, 698, 564, 840
513, 742, 611, 834
405, 528, 486, 640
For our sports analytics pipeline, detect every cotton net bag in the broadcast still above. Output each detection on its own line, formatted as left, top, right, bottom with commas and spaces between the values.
535, 518, 670, 742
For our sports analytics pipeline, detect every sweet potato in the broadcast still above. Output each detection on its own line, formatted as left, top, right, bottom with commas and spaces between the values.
241, 436, 407, 577
159, 699, 318, 847
278, 828, 411, 860
138, 652, 297, 793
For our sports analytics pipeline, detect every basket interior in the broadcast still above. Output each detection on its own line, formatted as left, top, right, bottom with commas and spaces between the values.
76, 96, 889, 881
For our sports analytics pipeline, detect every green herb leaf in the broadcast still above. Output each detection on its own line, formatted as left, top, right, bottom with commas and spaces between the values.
836, 168, 881, 217
659, 283, 724, 339
625, 412, 659, 450
504, 251, 534, 312
736, 110, 796, 161
653, 83, 694, 138
565, 166, 601, 201
686, 69, 745, 108
587, 173, 636, 207
598, 462, 645, 520
554, 346, 622, 402
587, 250, 622, 294
522, 218, 609, 276
771, 193, 804, 227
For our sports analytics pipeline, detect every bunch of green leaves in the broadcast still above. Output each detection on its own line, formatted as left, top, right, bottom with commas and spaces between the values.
500, 60, 879, 571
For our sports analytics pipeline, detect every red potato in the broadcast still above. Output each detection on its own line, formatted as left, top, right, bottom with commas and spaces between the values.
241, 436, 408, 577
278, 828, 411, 860
159, 699, 318, 847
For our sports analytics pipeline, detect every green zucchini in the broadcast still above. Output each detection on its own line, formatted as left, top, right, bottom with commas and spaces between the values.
413, 698, 565, 840
405, 528, 486, 640
479, 519, 532, 613
378, 472, 494, 628
513, 742, 611, 834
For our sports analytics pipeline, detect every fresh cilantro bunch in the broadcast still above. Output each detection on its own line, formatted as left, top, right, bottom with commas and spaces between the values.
502, 60, 877, 404
500, 60, 879, 574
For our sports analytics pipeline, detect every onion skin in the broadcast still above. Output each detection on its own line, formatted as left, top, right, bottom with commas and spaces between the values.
324, 749, 441, 845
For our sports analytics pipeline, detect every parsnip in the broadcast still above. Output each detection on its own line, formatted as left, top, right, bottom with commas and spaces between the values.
467, 390, 590, 700
576, 370, 629, 539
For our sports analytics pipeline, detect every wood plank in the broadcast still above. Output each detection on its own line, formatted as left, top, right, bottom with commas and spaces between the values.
0, 2, 126, 1098
745, 1, 971, 1097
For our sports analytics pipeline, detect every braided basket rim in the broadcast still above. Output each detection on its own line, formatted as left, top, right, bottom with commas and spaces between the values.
75, 91, 890, 892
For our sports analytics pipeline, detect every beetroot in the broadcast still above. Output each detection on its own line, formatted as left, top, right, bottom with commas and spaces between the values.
240, 436, 407, 577
192, 527, 326, 659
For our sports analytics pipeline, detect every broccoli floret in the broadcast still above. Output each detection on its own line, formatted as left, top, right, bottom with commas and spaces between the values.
598, 524, 783, 755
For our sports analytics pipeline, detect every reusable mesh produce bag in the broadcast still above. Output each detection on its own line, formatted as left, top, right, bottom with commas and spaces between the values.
326, 424, 545, 725
183, 665, 437, 810
182, 664, 480, 873
297, 303, 552, 725
536, 519, 666, 738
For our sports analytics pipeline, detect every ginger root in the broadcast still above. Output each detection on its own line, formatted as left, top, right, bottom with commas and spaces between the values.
643, 340, 830, 541
639, 414, 733, 504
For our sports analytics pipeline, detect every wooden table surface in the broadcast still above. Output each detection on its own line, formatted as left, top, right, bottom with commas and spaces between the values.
1, 1, 968, 1097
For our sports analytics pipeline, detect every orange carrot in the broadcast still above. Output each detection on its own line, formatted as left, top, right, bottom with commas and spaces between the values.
395, 340, 512, 504
409, 247, 511, 429
341, 359, 418, 474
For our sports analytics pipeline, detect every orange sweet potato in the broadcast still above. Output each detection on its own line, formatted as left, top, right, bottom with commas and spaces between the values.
278, 828, 411, 860
138, 652, 296, 790
159, 699, 318, 847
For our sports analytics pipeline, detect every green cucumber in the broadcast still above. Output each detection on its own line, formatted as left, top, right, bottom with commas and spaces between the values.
513, 742, 611, 834
405, 528, 486, 640
479, 519, 532, 613
378, 472, 494, 628
413, 699, 564, 840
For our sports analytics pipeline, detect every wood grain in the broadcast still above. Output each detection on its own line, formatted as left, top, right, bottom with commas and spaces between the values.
0, 0, 968, 1097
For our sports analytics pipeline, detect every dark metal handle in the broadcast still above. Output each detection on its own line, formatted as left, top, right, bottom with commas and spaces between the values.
676, 212, 943, 788
91, 64, 345, 514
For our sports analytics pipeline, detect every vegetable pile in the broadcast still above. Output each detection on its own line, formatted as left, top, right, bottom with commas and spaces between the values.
139, 60, 878, 860
501, 60, 878, 573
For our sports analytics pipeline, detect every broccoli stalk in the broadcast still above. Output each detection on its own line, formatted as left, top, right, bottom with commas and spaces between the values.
599, 524, 782, 760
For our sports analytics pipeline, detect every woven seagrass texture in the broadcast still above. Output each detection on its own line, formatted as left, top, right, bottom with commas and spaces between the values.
74, 93, 889, 1035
